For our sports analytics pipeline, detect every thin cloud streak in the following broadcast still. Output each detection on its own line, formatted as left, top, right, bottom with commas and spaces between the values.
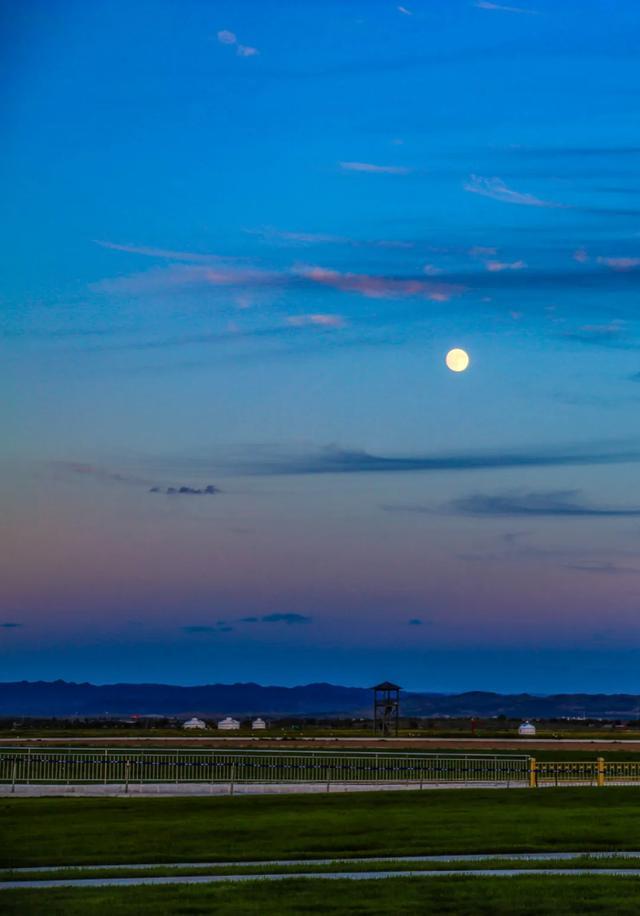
339, 161, 411, 175
464, 175, 565, 208
474, 1, 538, 13
450, 490, 640, 517
211, 442, 640, 477
94, 241, 231, 263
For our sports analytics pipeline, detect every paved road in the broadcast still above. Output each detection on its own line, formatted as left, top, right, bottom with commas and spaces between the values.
4, 868, 640, 890
7, 851, 640, 874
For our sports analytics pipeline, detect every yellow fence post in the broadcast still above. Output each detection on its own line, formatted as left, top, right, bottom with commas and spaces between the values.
597, 757, 605, 787
529, 757, 537, 788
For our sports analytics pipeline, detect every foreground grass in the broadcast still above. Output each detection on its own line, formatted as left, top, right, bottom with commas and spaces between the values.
4, 789, 640, 867
3, 876, 640, 915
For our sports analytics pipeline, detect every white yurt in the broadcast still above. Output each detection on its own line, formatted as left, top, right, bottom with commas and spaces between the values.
251, 717, 267, 730
218, 716, 240, 731
518, 721, 536, 736
183, 717, 206, 730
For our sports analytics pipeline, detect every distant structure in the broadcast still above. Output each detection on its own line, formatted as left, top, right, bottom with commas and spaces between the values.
251, 717, 267, 730
518, 721, 536, 736
217, 716, 240, 731
372, 681, 401, 736
183, 717, 206, 730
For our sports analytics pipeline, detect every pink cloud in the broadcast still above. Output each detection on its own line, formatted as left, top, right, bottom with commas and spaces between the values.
286, 314, 345, 328
596, 256, 640, 271
485, 259, 527, 272
339, 161, 411, 175
464, 175, 564, 208
298, 266, 464, 301
573, 249, 589, 263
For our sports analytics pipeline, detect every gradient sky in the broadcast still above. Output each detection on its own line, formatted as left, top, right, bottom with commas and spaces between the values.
3, 0, 640, 692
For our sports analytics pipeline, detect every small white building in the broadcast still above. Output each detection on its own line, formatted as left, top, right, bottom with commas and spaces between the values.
518, 721, 536, 736
183, 717, 206, 730
252, 717, 267, 730
218, 716, 240, 731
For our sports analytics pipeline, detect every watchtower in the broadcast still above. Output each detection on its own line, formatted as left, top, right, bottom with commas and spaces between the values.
372, 681, 401, 736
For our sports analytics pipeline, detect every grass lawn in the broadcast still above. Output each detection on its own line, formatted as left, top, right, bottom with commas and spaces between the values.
3, 876, 640, 915
4, 788, 640, 867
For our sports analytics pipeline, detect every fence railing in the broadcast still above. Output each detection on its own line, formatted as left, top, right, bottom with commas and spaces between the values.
532, 758, 640, 787
0, 748, 529, 788
4, 749, 640, 789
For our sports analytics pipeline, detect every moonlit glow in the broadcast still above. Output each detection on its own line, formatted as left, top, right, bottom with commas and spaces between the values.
445, 348, 470, 372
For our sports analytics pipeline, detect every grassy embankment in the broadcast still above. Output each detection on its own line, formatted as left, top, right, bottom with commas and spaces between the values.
4, 788, 640, 868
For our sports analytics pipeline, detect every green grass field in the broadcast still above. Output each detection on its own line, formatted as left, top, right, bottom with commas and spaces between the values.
4, 788, 640, 868
3, 876, 640, 915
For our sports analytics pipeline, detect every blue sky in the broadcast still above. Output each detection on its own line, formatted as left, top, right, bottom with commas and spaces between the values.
3, 0, 640, 691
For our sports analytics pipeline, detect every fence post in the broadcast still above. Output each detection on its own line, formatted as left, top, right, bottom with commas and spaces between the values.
124, 758, 130, 794
529, 757, 537, 788
597, 757, 605, 788
229, 762, 235, 796
11, 757, 17, 793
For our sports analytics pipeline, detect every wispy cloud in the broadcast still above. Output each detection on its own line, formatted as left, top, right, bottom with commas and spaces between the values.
149, 485, 220, 496
93, 263, 277, 297
451, 490, 640, 517
339, 161, 411, 175
0, 622, 22, 629
286, 314, 345, 328
407, 618, 423, 626
563, 562, 640, 575
182, 623, 233, 633
59, 462, 223, 496
474, 1, 537, 12
484, 260, 527, 272
222, 441, 640, 477
561, 323, 633, 348
297, 265, 463, 301
397, 5, 413, 14
260, 613, 312, 625
183, 613, 312, 632
238, 613, 313, 625
94, 241, 229, 263
464, 175, 564, 208
62, 463, 149, 486
252, 228, 350, 246
596, 257, 640, 271
469, 246, 498, 258
217, 29, 259, 57
249, 226, 415, 250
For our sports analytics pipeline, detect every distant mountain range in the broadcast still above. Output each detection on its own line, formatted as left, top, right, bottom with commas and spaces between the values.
2, 681, 640, 719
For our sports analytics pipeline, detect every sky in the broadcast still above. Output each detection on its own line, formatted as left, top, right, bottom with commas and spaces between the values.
3, 0, 640, 692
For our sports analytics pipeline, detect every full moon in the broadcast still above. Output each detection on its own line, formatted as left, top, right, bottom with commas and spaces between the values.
445, 348, 470, 372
